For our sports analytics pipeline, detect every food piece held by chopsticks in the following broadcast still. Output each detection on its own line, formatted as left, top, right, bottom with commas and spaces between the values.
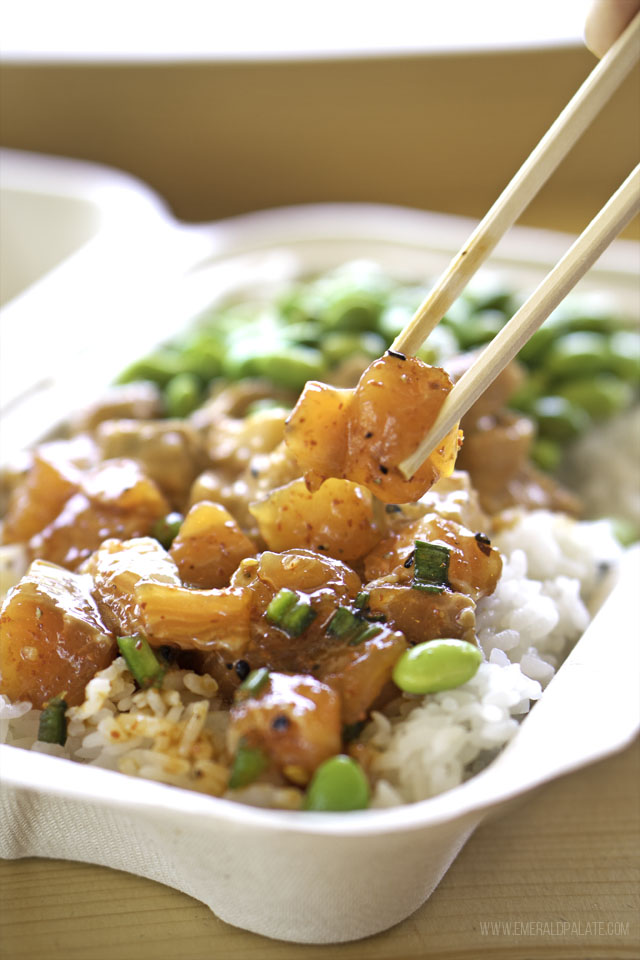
285, 352, 462, 504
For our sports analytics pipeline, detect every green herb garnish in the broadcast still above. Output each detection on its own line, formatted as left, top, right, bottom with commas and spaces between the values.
117, 635, 165, 689
38, 694, 68, 745
412, 540, 451, 594
228, 739, 269, 789
266, 588, 317, 638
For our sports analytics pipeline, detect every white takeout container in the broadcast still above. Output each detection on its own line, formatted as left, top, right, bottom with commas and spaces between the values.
1, 152, 639, 944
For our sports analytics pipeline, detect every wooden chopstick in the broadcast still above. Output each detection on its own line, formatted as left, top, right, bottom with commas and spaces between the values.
399, 164, 640, 480
391, 12, 640, 359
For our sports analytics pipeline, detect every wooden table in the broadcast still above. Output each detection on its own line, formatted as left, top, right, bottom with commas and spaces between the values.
1, 738, 638, 959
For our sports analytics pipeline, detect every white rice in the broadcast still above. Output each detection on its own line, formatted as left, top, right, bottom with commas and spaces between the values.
0, 412, 631, 807
364, 508, 622, 806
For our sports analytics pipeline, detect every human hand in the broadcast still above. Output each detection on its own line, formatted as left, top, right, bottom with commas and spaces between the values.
584, 0, 640, 56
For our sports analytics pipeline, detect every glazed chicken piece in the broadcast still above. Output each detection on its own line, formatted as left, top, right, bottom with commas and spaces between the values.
28, 459, 169, 571
229, 549, 362, 676
169, 500, 257, 588
195, 548, 406, 725
205, 406, 290, 475
445, 353, 581, 517
364, 582, 477, 647
70, 382, 163, 434
364, 512, 502, 601
96, 419, 206, 509
249, 477, 382, 564
86, 536, 251, 656
2, 449, 82, 546
188, 441, 302, 543
0, 559, 115, 708
227, 671, 342, 781
85, 536, 181, 636
285, 353, 461, 504
361, 509, 502, 647
315, 627, 408, 725
416, 470, 491, 533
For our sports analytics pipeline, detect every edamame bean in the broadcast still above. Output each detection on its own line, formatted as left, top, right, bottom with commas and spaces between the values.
530, 437, 563, 473
228, 740, 269, 789
281, 321, 324, 346
607, 516, 639, 547
455, 310, 505, 350
545, 331, 612, 380
117, 350, 185, 387
532, 395, 590, 441
392, 638, 483, 695
304, 755, 370, 811
606, 331, 640, 381
516, 322, 559, 366
556, 376, 633, 420
322, 289, 387, 332
178, 334, 224, 380
463, 279, 515, 314
165, 372, 203, 418
322, 331, 386, 366
249, 346, 327, 390
508, 371, 548, 414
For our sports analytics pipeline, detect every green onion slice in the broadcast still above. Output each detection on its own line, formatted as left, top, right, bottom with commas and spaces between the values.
239, 667, 270, 697
117, 635, 165, 689
150, 512, 184, 550
266, 588, 317, 638
37, 694, 68, 745
412, 539, 451, 594
228, 739, 270, 789
327, 606, 360, 638
348, 623, 383, 646
327, 606, 383, 646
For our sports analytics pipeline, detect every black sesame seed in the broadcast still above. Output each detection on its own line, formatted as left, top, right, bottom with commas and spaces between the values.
271, 714, 290, 731
379, 464, 389, 475
475, 531, 492, 556
234, 659, 251, 681
365, 431, 374, 438
385, 504, 402, 514
387, 349, 407, 360
403, 551, 415, 568
225, 662, 233, 670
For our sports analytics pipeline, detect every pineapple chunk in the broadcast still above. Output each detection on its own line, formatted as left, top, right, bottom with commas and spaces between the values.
85, 537, 180, 637
169, 501, 256, 588
0, 559, 115, 708
249, 477, 381, 563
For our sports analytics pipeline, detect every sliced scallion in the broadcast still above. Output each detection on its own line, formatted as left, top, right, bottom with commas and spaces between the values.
327, 606, 360, 638
37, 694, 68, 745
117, 635, 165, 689
228, 739, 269, 789
266, 588, 317, 638
239, 667, 270, 697
327, 606, 383, 646
348, 623, 383, 646
354, 592, 370, 610
412, 540, 451, 594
